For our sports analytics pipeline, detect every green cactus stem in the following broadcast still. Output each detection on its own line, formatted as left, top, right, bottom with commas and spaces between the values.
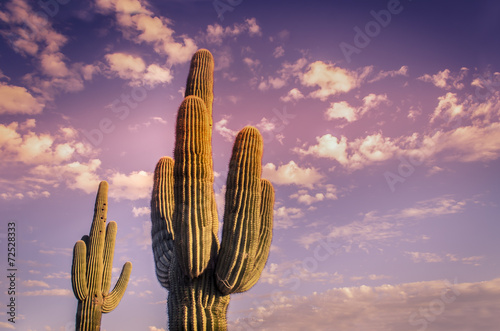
151, 49, 275, 330
72, 181, 132, 331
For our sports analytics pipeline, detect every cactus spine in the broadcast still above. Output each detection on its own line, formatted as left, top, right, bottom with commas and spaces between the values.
151, 49, 275, 330
72, 181, 132, 331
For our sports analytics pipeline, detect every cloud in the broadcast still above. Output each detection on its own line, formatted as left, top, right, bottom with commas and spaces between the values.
148, 327, 166, 331
229, 277, 500, 331
419, 68, 469, 90
325, 101, 357, 122
0, 83, 44, 114
289, 184, 337, 206
22, 280, 50, 288
0, 322, 15, 329
105, 52, 172, 86
274, 206, 304, 229
96, 0, 197, 64
325, 94, 389, 123
273, 46, 285, 58
260, 261, 343, 288
369, 65, 408, 83
205, 17, 262, 45
21, 288, 72, 296
107, 170, 153, 200
430, 92, 465, 123
132, 206, 151, 217
298, 195, 467, 250
257, 57, 308, 91
0, 0, 97, 103
280, 88, 304, 103
406, 251, 485, 266
214, 116, 238, 142
300, 61, 371, 100
262, 161, 324, 189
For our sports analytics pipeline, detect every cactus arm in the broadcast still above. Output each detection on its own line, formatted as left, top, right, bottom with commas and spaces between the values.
72, 240, 88, 301
185, 48, 214, 127
102, 261, 132, 313
184, 48, 220, 249
235, 178, 275, 292
87, 181, 108, 295
173, 95, 215, 278
215, 126, 264, 295
101, 221, 117, 295
151, 156, 175, 289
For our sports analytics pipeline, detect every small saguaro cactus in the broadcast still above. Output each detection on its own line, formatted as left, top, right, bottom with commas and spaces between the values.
71, 181, 132, 331
151, 49, 275, 330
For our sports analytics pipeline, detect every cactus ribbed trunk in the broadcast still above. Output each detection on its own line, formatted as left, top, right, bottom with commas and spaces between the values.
167, 255, 229, 330
76, 298, 103, 330
151, 49, 275, 330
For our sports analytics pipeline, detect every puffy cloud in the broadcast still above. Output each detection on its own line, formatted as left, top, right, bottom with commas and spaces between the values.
325, 94, 388, 123
430, 92, 465, 123
289, 184, 337, 206
419, 67, 469, 90
107, 170, 153, 200
229, 277, 500, 331
280, 88, 304, 102
0, 83, 44, 114
96, 0, 197, 64
262, 161, 324, 189
300, 61, 371, 100
105, 52, 172, 86
274, 206, 304, 229
257, 57, 308, 91
325, 101, 357, 122
294, 134, 349, 165
215, 116, 238, 142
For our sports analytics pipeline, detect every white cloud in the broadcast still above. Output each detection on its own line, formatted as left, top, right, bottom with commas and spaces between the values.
229, 277, 500, 331
406, 251, 485, 266
0, 83, 44, 115
289, 184, 337, 206
280, 88, 304, 102
96, 0, 197, 64
298, 195, 467, 250
132, 206, 151, 217
419, 68, 468, 90
105, 52, 172, 86
215, 116, 238, 142
300, 61, 371, 100
260, 261, 343, 288
430, 92, 465, 123
369, 65, 408, 83
274, 206, 304, 229
262, 161, 324, 189
205, 17, 262, 45
325, 101, 357, 122
107, 170, 153, 200
148, 327, 166, 331
22, 280, 50, 288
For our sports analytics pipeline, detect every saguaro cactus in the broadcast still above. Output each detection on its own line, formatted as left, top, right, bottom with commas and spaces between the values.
72, 181, 132, 331
151, 49, 275, 330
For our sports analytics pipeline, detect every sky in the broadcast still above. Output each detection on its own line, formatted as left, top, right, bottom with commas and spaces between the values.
1, 0, 500, 330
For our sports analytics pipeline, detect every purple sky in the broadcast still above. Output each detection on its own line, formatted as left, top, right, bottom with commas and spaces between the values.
1, 0, 500, 330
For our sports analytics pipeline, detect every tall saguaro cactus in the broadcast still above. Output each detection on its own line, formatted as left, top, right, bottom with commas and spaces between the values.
151, 49, 275, 330
72, 181, 132, 331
